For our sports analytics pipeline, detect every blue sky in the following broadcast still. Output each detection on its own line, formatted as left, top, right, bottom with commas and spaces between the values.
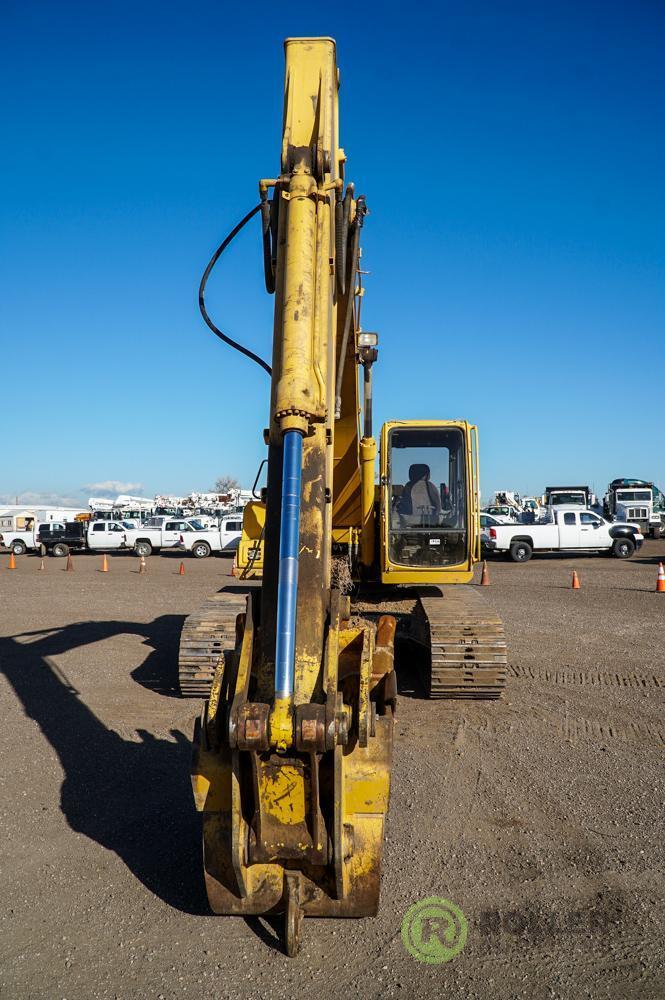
2, 1, 664, 506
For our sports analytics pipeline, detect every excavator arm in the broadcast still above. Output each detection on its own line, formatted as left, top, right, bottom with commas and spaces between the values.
190, 38, 396, 956
186, 36, 507, 956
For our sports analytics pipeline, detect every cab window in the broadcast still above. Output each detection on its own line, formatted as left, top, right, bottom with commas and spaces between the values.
388, 426, 467, 567
563, 513, 576, 525
580, 513, 600, 525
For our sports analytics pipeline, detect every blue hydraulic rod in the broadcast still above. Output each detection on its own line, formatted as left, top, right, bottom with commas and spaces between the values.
274, 429, 303, 698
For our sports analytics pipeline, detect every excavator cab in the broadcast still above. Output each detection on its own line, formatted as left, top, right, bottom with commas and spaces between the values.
380, 420, 480, 584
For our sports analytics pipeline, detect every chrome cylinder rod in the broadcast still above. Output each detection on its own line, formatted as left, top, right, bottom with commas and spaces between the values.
274, 429, 303, 698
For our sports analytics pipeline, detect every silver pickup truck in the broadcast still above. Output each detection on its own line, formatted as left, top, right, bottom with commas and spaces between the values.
484, 507, 643, 562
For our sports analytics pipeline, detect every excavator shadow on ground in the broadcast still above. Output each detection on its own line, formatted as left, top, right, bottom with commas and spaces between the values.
0, 621, 208, 916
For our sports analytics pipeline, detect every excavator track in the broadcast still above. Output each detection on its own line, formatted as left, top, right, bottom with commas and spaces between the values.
417, 585, 507, 699
178, 590, 246, 698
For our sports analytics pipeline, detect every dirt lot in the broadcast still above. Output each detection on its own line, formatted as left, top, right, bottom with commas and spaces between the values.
1, 545, 663, 999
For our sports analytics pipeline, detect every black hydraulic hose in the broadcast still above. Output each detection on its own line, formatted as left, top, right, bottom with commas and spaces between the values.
198, 204, 272, 376
252, 458, 268, 499
260, 200, 275, 294
335, 184, 353, 295
334, 195, 366, 418
261, 192, 280, 295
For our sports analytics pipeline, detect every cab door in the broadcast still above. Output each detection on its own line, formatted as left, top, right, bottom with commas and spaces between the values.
105, 522, 126, 549
88, 522, 108, 550
557, 511, 582, 547
163, 520, 187, 547
379, 420, 475, 584
579, 510, 604, 546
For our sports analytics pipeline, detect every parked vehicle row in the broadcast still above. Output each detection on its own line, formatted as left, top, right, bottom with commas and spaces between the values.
1, 515, 243, 559
127, 515, 243, 558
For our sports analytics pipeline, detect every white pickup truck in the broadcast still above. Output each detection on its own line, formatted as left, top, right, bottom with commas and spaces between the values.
0, 528, 38, 555
121, 516, 240, 558
176, 515, 243, 558
485, 508, 643, 562
120, 516, 206, 557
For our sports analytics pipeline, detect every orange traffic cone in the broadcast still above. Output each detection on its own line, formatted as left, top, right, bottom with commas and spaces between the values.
139, 554, 147, 574
656, 562, 665, 593
66, 553, 74, 572
8, 551, 16, 570
572, 570, 580, 590
179, 561, 185, 576
480, 559, 490, 586
38, 557, 45, 571
101, 554, 109, 573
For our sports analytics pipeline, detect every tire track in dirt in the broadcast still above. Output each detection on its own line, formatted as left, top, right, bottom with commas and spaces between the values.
509, 663, 662, 689
561, 714, 665, 746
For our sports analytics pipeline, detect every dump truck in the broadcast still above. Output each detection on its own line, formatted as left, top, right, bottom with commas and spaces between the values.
543, 485, 596, 509
182, 37, 507, 955
603, 478, 664, 538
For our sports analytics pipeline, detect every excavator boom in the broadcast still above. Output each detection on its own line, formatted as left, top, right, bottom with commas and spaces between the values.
184, 37, 507, 955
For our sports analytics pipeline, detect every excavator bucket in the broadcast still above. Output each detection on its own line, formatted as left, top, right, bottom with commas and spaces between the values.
190, 593, 396, 955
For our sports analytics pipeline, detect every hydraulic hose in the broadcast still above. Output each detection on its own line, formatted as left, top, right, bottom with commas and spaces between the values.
334, 195, 366, 419
335, 184, 353, 295
198, 204, 272, 375
261, 192, 280, 294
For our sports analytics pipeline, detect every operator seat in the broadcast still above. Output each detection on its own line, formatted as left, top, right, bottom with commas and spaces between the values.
397, 464, 442, 526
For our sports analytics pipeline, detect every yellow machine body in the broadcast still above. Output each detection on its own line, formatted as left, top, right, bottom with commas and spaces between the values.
379, 420, 481, 585
233, 419, 482, 586
232, 500, 264, 579
186, 36, 506, 956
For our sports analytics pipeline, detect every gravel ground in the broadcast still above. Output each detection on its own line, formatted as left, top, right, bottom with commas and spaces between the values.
0, 545, 663, 999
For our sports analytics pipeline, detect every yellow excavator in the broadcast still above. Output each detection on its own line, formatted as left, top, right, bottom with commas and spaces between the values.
182, 37, 507, 955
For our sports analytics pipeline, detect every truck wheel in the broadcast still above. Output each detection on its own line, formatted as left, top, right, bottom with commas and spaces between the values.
509, 540, 532, 563
192, 541, 211, 558
135, 541, 152, 557
11, 540, 27, 556
52, 542, 69, 557
612, 537, 635, 559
